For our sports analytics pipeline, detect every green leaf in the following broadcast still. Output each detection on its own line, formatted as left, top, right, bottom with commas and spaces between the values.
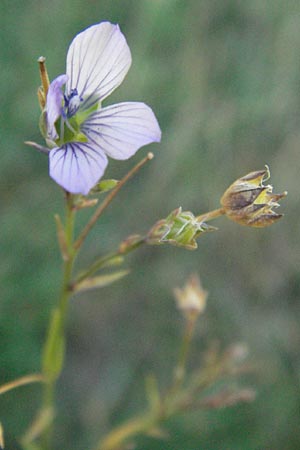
90, 179, 119, 194
74, 270, 129, 293
54, 214, 69, 261
99, 255, 124, 268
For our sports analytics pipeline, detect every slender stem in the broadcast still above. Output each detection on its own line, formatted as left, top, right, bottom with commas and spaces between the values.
41, 193, 76, 450
171, 316, 197, 393
74, 153, 154, 251
0, 374, 44, 396
197, 207, 226, 223
74, 237, 146, 285
96, 412, 157, 450
95, 317, 197, 450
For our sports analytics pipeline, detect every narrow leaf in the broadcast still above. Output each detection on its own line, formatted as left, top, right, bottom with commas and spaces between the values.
21, 407, 54, 449
54, 214, 69, 261
145, 374, 161, 412
74, 270, 129, 293
99, 255, 124, 268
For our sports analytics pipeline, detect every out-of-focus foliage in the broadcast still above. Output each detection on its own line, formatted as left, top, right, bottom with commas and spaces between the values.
1, 1, 299, 449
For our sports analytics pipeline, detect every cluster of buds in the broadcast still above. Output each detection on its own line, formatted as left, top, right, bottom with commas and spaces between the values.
147, 207, 216, 250
220, 167, 287, 227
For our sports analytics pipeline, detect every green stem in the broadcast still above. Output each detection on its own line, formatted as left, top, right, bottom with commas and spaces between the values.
74, 237, 146, 285
172, 316, 197, 391
94, 317, 197, 450
41, 193, 76, 450
96, 412, 158, 450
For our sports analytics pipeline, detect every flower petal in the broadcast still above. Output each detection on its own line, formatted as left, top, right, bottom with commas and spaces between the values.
66, 22, 131, 110
49, 142, 108, 195
80, 102, 162, 160
46, 74, 68, 139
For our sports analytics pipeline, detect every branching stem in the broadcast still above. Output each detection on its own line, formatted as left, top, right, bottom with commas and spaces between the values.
74, 153, 154, 251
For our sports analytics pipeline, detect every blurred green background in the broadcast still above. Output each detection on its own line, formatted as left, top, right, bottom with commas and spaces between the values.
1, 0, 300, 449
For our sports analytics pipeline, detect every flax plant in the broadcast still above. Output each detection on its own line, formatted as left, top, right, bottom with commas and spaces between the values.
0, 21, 287, 450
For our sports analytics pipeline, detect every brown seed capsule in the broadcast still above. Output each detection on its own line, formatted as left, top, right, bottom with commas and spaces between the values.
220, 167, 287, 227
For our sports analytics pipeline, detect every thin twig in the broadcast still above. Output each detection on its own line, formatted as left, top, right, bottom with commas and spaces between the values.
197, 207, 226, 223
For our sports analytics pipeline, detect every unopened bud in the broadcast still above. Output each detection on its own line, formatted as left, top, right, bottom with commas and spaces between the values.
147, 207, 216, 250
174, 274, 208, 319
38, 56, 50, 99
220, 167, 287, 227
90, 179, 119, 194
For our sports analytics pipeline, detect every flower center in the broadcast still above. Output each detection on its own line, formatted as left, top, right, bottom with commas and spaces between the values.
64, 89, 83, 118
54, 89, 88, 145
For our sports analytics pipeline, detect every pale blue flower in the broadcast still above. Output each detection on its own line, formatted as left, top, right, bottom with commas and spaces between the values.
44, 22, 161, 195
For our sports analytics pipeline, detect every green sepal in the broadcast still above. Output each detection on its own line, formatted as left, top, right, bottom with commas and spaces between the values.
74, 101, 99, 125
39, 110, 48, 140
42, 308, 65, 383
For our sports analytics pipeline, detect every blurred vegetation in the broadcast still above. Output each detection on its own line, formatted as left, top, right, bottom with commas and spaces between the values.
1, 0, 300, 449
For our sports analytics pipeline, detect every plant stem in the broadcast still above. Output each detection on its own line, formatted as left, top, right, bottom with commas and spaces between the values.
74, 237, 146, 285
0, 374, 44, 396
74, 152, 154, 251
41, 193, 76, 450
96, 412, 158, 450
170, 316, 197, 394
197, 207, 226, 223
95, 316, 198, 450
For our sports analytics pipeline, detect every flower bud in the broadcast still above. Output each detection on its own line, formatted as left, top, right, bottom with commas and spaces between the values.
174, 274, 207, 319
147, 207, 216, 250
220, 167, 287, 227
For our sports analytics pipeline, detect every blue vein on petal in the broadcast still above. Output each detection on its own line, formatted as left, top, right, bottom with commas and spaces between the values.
69, 25, 119, 106
83, 121, 158, 143
80, 35, 127, 104
77, 26, 117, 98
68, 25, 130, 112
51, 142, 105, 176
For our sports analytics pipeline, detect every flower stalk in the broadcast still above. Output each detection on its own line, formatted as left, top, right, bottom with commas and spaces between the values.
196, 207, 226, 223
